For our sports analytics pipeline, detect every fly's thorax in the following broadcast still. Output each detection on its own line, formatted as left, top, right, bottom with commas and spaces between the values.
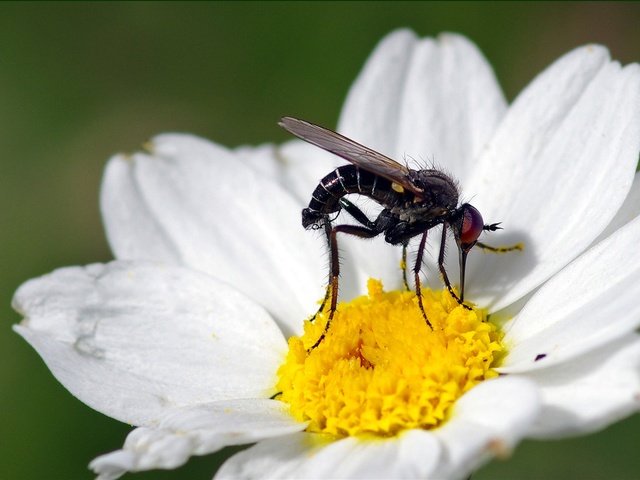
409, 169, 459, 209
395, 204, 448, 224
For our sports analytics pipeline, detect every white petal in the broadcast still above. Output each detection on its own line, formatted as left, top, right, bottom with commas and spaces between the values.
101, 134, 325, 335
594, 170, 640, 244
465, 46, 640, 311
233, 143, 284, 182
235, 140, 337, 205
523, 335, 640, 439
217, 379, 540, 480
277, 139, 344, 203
337, 29, 418, 158
395, 33, 507, 186
90, 399, 305, 480
236, 139, 369, 308
500, 214, 640, 373
235, 140, 389, 302
13, 261, 286, 426
338, 30, 507, 183
336, 30, 507, 294
431, 376, 541, 479
216, 430, 441, 480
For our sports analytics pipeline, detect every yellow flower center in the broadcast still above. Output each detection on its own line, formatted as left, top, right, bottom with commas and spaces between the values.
276, 279, 505, 437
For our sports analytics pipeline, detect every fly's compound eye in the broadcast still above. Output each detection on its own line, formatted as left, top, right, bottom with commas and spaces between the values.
460, 204, 484, 247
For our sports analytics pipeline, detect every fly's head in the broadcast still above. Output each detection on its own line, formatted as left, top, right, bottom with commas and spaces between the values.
453, 204, 485, 254
450, 203, 496, 301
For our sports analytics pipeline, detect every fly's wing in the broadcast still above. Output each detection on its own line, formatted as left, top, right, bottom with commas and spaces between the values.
279, 117, 424, 195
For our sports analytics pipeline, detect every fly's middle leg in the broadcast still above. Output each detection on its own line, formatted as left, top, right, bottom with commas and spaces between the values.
401, 243, 410, 291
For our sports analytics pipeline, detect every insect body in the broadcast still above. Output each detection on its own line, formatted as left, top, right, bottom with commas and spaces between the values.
280, 117, 514, 349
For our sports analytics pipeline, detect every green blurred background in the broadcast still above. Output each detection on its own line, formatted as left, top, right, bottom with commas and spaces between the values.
2, 2, 639, 479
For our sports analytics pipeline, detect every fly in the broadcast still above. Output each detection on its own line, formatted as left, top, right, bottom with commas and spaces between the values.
279, 117, 521, 349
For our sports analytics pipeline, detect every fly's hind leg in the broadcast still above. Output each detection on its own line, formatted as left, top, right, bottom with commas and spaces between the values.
413, 231, 433, 330
311, 196, 377, 320
309, 223, 381, 350
309, 218, 334, 323
309, 200, 381, 351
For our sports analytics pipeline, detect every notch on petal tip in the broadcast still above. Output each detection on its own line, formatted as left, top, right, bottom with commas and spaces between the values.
487, 438, 512, 459
142, 140, 155, 154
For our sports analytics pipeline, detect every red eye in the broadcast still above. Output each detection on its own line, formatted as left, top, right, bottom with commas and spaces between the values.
460, 205, 484, 246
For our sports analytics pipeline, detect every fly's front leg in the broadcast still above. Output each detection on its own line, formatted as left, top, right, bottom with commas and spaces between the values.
413, 231, 433, 330
439, 224, 472, 310
478, 222, 523, 253
476, 241, 523, 253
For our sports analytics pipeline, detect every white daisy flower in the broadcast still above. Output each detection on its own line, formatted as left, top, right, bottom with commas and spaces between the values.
13, 29, 640, 480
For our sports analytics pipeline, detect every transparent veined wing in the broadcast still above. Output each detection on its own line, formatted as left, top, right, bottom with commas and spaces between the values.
279, 117, 423, 195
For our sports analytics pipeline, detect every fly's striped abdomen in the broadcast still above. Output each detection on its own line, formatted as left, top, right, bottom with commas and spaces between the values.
302, 165, 401, 229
